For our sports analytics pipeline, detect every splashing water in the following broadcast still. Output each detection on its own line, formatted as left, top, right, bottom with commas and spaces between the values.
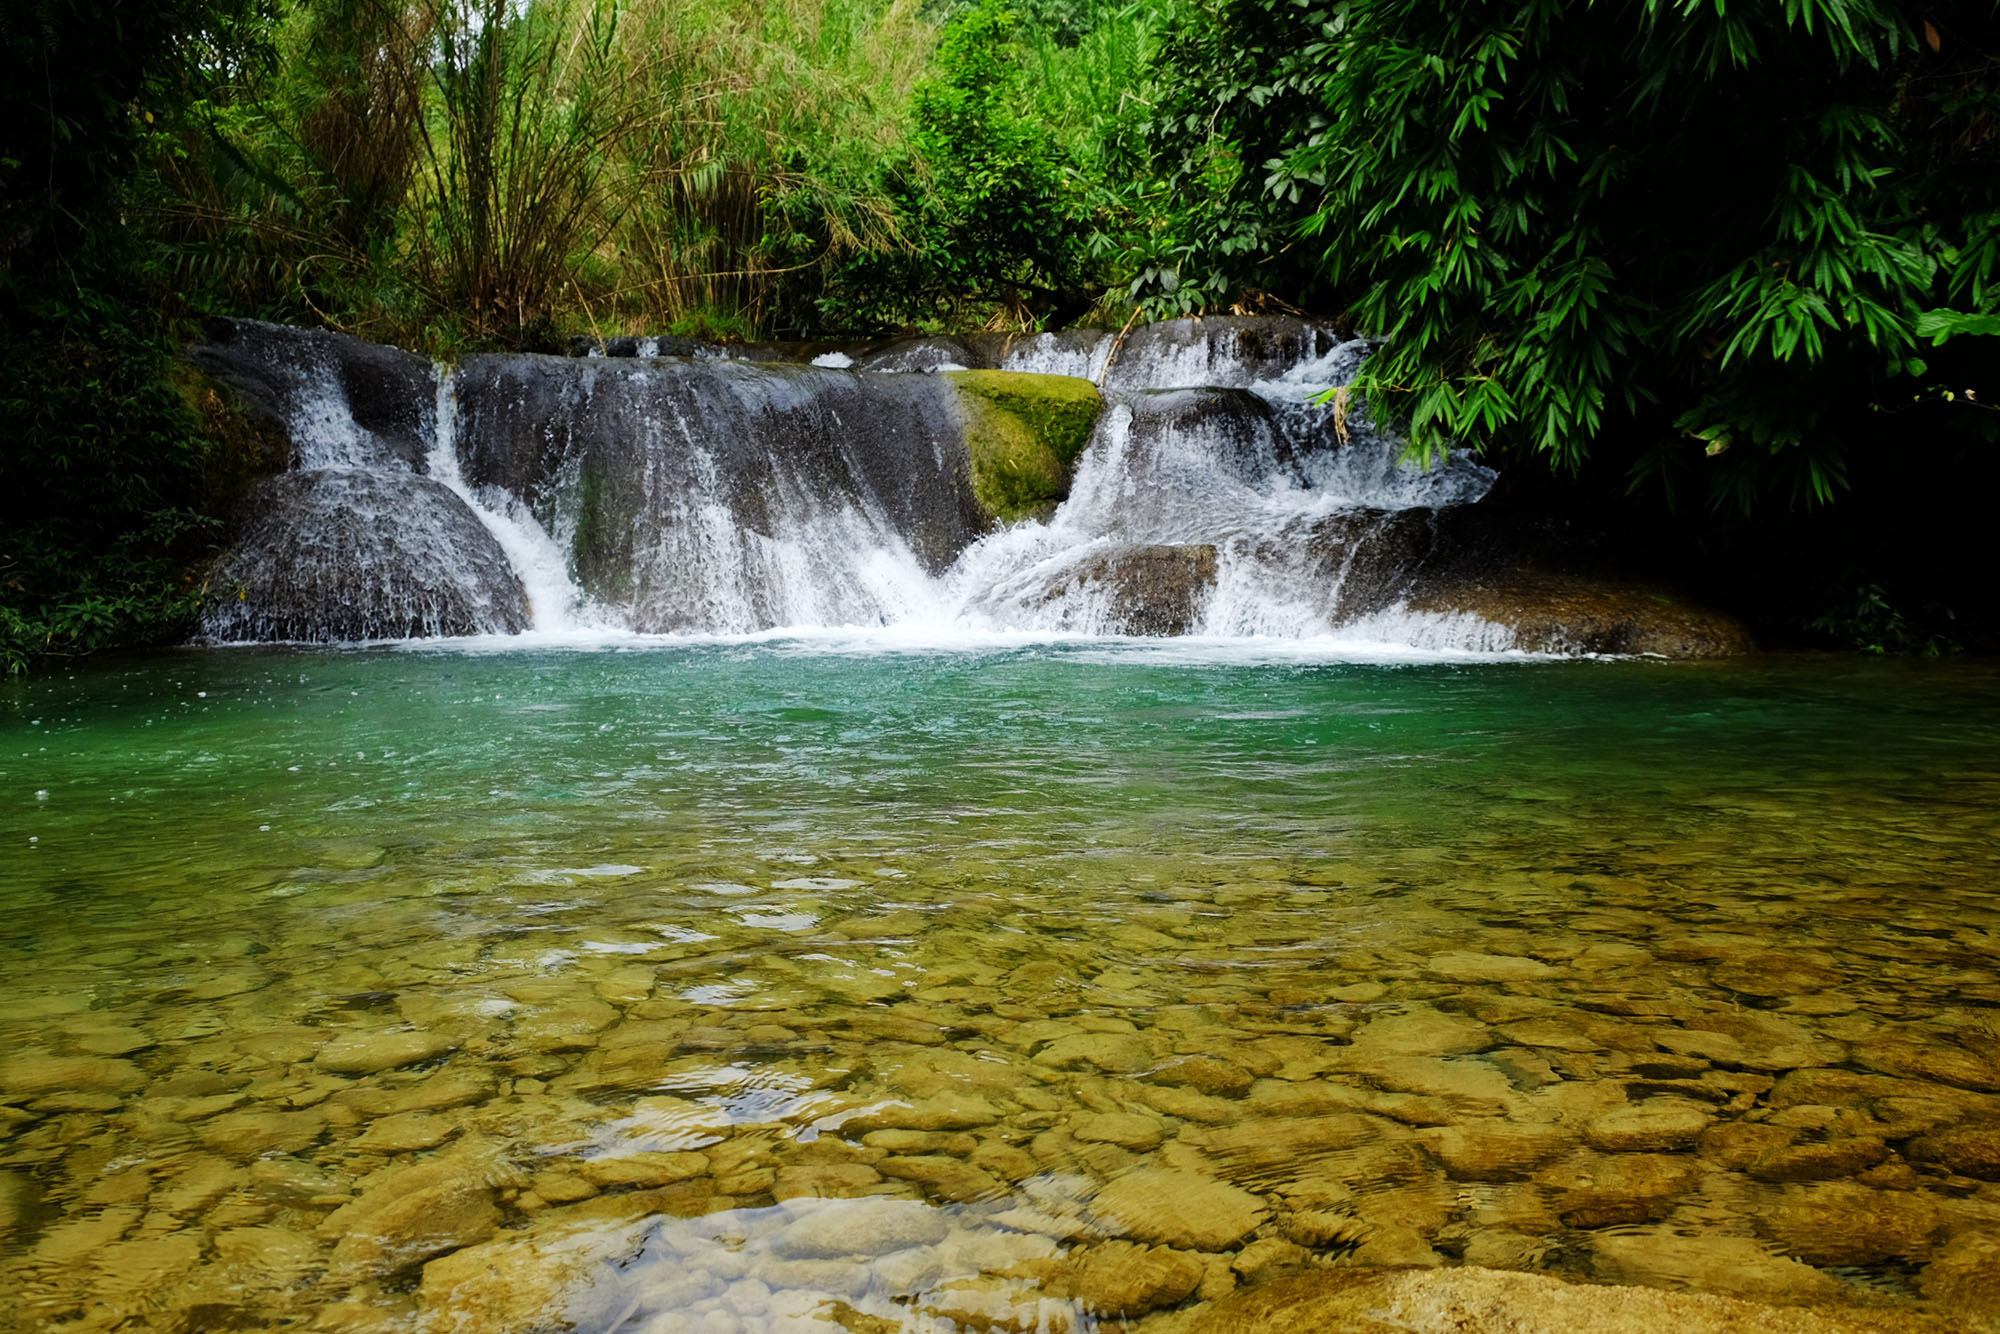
428, 366, 596, 633
198, 320, 1519, 651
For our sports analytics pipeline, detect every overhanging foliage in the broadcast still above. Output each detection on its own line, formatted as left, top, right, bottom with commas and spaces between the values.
1150, 0, 2000, 511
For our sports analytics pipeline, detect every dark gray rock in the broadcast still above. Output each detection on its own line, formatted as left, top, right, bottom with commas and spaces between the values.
202, 469, 528, 642
192, 318, 438, 472
1057, 544, 1219, 636
452, 354, 991, 630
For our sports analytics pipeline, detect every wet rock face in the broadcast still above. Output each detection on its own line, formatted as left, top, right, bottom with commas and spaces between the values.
582, 317, 1353, 389
452, 354, 993, 629
1410, 566, 1756, 657
1116, 388, 1302, 494
184, 315, 1751, 654
1294, 509, 1447, 622
201, 469, 528, 642
1050, 545, 1219, 635
191, 318, 437, 472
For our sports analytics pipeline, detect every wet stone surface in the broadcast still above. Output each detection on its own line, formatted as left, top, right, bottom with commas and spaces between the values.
2, 648, 1999, 1331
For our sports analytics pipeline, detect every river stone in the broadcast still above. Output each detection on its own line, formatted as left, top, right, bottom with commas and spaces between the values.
318, 1150, 514, 1279
1203, 1116, 1385, 1182
72, 1026, 153, 1058
1050, 544, 1219, 636
531, 1171, 598, 1204
1584, 1099, 1713, 1152
862, 1129, 977, 1156
1091, 1168, 1266, 1251
1066, 1241, 1204, 1316
1073, 1112, 1167, 1151
1283, 1209, 1370, 1250
155, 1155, 247, 1215
1416, 1121, 1571, 1181
249, 1157, 347, 1204
213, 1225, 320, 1277
921, 1278, 1079, 1334
1498, 1017, 1604, 1052
1745, 1137, 1890, 1183
204, 468, 531, 641
189, 969, 270, 1000
772, 1162, 885, 1200
95, 1232, 203, 1292
774, 1199, 950, 1259
1232, 1237, 1314, 1282
1426, 952, 1559, 984
420, 1224, 638, 1332
1904, 1121, 2000, 1180
314, 1030, 455, 1075
344, 1071, 493, 1119
1343, 1008, 1491, 1060
352, 1111, 458, 1154
0, 1170, 45, 1243
1347, 1222, 1445, 1268
874, 1245, 947, 1293
851, 1094, 1003, 1132
939, 1226, 1059, 1274
1573, 942, 1655, 972
1858, 1038, 2000, 1093
1151, 1056, 1254, 1097
0, 1053, 145, 1099
1590, 1232, 1851, 1303
1145, 1085, 1245, 1124
1711, 955, 1845, 999
1681, 1012, 1846, 1072
1033, 1032, 1158, 1074
32, 1204, 142, 1265
1537, 1152, 1701, 1228
195, 1108, 326, 1157
1355, 1055, 1517, 1106
1194, 1266, 1958, 1333
1918, 1231, 2000, 1327
1409, 571, 1754, 658
1756, 1182, 1945, 1266
1700, 1121, 1799, 1170
517, 1000, 621, 1052
876, 1155, 1003, 1203
578, 1152, 708, 1188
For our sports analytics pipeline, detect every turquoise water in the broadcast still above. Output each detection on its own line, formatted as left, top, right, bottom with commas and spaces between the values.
3, 645, 1998, 1331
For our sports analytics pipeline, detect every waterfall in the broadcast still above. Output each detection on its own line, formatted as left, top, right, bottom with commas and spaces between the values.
427, 367, 594, 633
193, 316, 1537, 652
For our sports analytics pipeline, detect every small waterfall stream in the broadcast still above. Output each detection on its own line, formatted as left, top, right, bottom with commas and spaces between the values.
194, 317, 1526, 651
427, 367, 594, 633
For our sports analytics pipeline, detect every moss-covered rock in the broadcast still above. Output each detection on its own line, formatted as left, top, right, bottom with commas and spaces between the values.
944, 370, 1102, 523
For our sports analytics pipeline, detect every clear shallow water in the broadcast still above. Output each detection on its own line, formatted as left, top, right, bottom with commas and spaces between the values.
2, 645, 1999, 1332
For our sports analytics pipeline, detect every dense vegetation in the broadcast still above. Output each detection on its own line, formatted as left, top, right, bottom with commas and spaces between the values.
1147, 0, 1999, 648
2, 0, 1995, 667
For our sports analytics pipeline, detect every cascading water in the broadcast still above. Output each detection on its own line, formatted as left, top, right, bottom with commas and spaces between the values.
193, 316, 1536, 651
193, 322, 531, 642
427, 367, 596, 633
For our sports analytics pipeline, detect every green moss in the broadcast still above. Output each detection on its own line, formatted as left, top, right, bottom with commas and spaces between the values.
568, 456, 632, 593
944, 370, 1102, 523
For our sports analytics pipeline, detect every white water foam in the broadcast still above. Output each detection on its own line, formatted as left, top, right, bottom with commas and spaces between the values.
224, 322, 1544, 659
428, 367, 599, 633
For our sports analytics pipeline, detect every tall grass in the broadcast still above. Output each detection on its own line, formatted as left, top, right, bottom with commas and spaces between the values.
597, 0, 932, 336
152, 0, 935, 344
413, 0, 645, 342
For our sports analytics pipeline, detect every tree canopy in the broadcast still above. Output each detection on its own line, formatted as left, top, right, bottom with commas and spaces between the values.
1147, 0, 2000, 513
